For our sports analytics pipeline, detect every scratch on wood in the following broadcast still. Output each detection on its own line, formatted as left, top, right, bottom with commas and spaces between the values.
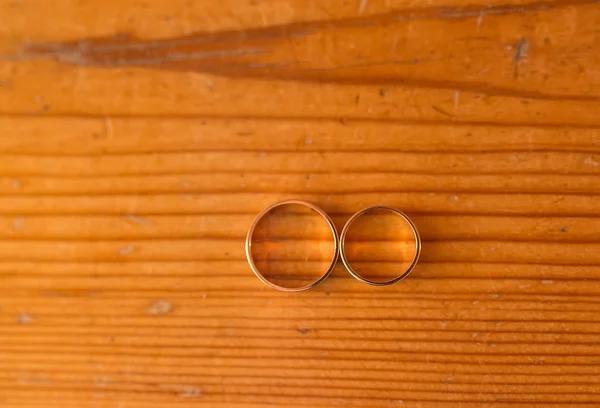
205, 77, 215, 90
52, 46, 267, 67
94, 376, 109, 387
432, 105, 454, 118
118, 246, 135, 255
24, 33, 275, 55
125, 214, 152, 226
148, 300, 173, 315
476, 13, 483, 32
542, 280, 554, 285
310, 57, 445, 73
389, 33, 400, 55
425, 3, 553, 21
178, 385, 202, 398
358, 0, 369, 15
13, 216, 24, 231
513, 38, 529, 78
584, 156, 599, 167
104, 116, 113, 138
245, 61, 297, 70
17, 313, 34, 324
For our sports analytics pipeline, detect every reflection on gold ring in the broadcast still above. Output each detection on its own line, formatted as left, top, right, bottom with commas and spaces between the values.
340, 206, 421, 286
245, 200, 339, 292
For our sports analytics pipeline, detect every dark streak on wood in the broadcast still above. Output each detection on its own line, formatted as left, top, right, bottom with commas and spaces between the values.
432, 106, 455, 118
10, 0, 600, 103
3, 111, 600, 130
514, 38, 529, 78
0, 79, 14, 89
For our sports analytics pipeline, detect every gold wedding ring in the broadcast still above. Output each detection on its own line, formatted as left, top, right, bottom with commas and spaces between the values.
339, 206, 421, 286
245, 200, 339, 292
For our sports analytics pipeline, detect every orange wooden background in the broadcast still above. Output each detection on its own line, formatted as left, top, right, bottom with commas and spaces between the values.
1, 0, 600, 406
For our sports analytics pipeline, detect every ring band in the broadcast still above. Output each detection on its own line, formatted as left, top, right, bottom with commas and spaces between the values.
339, 206, 421, 286
245, 200, 339, 292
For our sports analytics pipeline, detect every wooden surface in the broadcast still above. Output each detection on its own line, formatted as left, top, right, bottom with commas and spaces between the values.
1, 0, 600, 406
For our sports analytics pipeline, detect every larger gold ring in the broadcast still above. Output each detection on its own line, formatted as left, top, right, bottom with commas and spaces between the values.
339, 206, 421, 286
245, 200, 339, 292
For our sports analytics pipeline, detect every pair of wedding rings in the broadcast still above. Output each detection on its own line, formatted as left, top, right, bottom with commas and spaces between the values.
245, 200, 421, 292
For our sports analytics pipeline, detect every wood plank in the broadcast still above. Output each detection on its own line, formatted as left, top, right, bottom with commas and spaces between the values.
1, 2, 600, 124
1, 0, 600, 406
0, 214, 597, 241
1, 118, 599, 155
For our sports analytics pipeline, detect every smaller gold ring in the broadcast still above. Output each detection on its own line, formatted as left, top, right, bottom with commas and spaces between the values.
339, 206, 421, 286
246, 200, 339, 292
